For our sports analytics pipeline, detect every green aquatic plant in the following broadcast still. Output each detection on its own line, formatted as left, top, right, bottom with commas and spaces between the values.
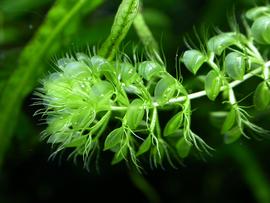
35, 2, 270, 170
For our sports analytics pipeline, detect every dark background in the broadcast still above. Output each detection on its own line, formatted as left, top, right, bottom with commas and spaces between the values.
1, 0, 270, 202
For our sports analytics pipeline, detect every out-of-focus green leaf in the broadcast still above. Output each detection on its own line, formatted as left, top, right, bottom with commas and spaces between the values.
224, 126, 242, 144
246, 6, 270, 20
251, 16, 270, 44
0, 0, 53, 20
0, 0, 104, 168
253, 81, 270, 110
176, 137, 192, 158
221, 108, 236, 133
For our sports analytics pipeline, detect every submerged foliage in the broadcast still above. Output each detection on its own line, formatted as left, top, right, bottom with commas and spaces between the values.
35, 4, 270, 170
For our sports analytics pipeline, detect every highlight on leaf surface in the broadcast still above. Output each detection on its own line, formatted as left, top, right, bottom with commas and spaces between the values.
224, 52, 246, 80
204, 70, 222, 101
207, 32, 245, 55
138, 61, 165, 81
251, 16, 270, 44
181, 50, 206, 74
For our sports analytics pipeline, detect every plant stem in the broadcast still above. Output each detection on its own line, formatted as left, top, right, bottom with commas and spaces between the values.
133, 11, 159, 54
129, 169, 161, 203
163, 66, 262, 105
111, 66, 263, 111
229, 144, 270, 203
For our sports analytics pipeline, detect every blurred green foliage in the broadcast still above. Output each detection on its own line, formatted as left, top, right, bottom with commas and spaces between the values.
0, 0, 270, 203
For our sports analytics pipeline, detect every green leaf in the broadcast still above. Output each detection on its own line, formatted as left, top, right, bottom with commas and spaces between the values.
76, 52, 92, 66
111, 144, 129, 165
136, 136, 152, 156
224, 52, 245, 80
182, 50, 206, 74
44, 75, 70, 99
104, 128, 124, 151
119, 62, 140, 85
90, 56, 112, 73
246, 6, 270, 20
205, 70, 222, 101
71, 107, 95, 129
90, 81, 114, 99
98, 0, 139, 60
164, 112, 183, 137
253, 81, 270, 110
47, 132, 68, 144
64, 136, 87, 148
151, 144, 165, 166
221, 108, 236, 133
209, 111, 228, 128
207, 33, 243, 55
62, 61, 91, 78
251, 16, 270, 44
138, 61, 165, 81
125, 99, 145, 129
154, 75, 177, 105
224, 126, 242, 144
47, 116, 71, 134
176, 137, 192, 158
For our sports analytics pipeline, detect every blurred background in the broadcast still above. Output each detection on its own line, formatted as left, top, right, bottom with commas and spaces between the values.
1, 0, 270, 202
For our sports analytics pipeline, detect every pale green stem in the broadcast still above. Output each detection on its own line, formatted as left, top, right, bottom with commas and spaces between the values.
157, 65, 263, 106
133, 11, 159, 54
110, 65, 263, 111
207, 52, 220, 72
263, 63, 269, 80
229, 87, 236, 105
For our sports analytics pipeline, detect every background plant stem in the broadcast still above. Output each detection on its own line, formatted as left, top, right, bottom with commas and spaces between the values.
133, 11, 159, 54
129, 169, 161, 203
229, 145, 270, 203
0, 0, 103, 168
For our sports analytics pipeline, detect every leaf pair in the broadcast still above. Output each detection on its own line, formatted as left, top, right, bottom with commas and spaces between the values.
154, 75, 178, 105
104, 127, 129, 165
221, 107, 242, 144
163, 112, 192, 158
207, 33, 245, 55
